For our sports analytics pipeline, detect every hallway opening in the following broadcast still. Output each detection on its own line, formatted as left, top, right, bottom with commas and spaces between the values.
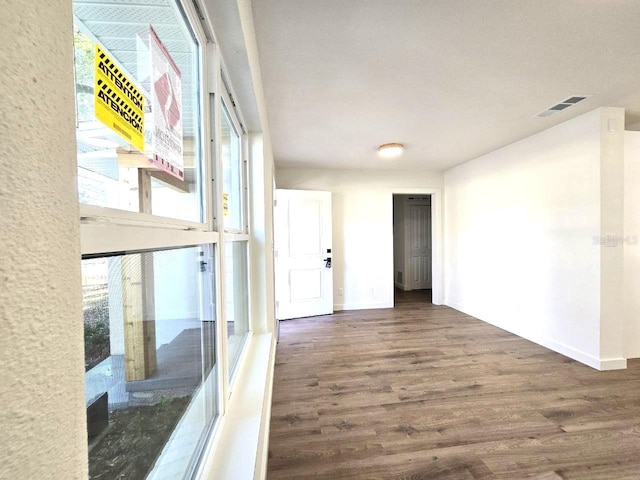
394, 287, 433, 306
392, 194, 433, 307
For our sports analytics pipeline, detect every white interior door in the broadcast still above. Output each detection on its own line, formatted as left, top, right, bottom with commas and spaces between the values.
275, 189, 333, 319
408, 204, 432, 289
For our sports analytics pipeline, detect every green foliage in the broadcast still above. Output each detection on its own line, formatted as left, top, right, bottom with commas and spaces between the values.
85, 319, 109, 349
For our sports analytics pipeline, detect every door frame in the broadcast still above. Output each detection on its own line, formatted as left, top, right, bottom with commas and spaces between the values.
392, 188, 443, 305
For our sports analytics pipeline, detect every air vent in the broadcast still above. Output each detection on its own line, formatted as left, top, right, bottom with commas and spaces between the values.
536, 95, 591, 118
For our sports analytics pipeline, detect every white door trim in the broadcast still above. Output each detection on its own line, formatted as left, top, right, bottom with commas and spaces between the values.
391, 188, 443, 305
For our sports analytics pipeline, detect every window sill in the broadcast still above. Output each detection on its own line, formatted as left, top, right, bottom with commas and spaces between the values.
196, 332, 276, 479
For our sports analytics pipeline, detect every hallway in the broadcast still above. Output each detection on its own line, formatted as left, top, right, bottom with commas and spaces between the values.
394, 288, 433, 307
268, 305, 640, 479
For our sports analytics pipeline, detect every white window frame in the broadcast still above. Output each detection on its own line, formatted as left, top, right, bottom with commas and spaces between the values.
219, 79, 248, 235
76, 0, 229, 476
224, 235, 252, 390
213, 73, 252, 395
77, 0, 213, 237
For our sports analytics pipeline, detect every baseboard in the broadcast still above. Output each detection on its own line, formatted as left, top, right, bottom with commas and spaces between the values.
445, 299, 626, 371
444, 299, 466, 312
597, 357, 628, 370
536, 337, 604, 370
334, 302, 393, 311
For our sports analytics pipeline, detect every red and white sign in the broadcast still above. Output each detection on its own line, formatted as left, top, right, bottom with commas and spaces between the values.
150, 27, 184, 180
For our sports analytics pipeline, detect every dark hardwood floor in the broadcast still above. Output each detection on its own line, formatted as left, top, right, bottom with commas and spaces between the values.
267, 299, 640, 479
394, 288, 432, 306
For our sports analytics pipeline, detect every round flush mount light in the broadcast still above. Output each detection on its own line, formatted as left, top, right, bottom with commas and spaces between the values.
377, 142, 404, 158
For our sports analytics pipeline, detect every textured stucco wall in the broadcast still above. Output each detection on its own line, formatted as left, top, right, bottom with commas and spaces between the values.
0, 0, 87, 478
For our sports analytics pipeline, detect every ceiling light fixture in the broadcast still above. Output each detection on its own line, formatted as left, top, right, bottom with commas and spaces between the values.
377, 142, 404, 158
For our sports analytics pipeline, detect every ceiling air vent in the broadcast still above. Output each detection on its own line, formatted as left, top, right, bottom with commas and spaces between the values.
536, 95, 591, 118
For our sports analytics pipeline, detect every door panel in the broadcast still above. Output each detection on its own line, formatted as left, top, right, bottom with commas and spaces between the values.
409, 204, 432, 289
289, 269, 323, 302
289, 199, 322, 256
275, 189, 333, 319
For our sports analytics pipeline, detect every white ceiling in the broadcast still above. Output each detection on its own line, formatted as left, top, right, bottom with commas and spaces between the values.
252, 0, 640, 171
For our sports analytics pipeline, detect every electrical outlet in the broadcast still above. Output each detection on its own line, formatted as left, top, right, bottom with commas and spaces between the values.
338, 287, 344, 296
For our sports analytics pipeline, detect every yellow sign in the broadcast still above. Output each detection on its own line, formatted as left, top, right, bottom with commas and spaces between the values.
94, 45, 145, 151
223, 193, 229, 217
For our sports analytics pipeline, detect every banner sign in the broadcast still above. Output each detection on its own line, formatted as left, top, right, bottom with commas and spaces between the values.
94, 45, 145, 151
150, 27, 184, 180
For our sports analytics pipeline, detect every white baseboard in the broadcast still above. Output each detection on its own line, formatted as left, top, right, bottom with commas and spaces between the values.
597, 357, 628, 370
445, 299, 626, 371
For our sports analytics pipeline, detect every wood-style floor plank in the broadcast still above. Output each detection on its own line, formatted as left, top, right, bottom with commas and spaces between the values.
267, 291, 640, 479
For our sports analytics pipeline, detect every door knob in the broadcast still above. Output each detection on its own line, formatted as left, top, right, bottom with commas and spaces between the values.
323, 257, 332, 268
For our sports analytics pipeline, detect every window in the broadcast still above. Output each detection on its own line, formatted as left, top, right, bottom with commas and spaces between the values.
74, 0, 222, 477
74, 0, 255, 474
83, 246, 217, 479
220, 101, 244, 232
219, 93, 250, 378
224, 241, 250, 377
73, 0, 203, 223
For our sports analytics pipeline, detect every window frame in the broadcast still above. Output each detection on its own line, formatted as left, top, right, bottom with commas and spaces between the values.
219, 81, 248, 235
76, 0, 229, 477
212, 76, 252, 394
74, 0, 212, 231
74, 0, 259, 474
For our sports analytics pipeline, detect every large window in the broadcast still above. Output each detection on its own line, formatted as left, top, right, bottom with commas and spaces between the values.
73, 0, 203, 223
83, 246, 217, 479
74, 0, 255, 475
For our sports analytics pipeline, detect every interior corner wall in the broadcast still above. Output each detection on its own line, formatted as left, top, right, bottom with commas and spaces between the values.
444, 107, 627, 370
444, 108, 626, 369
275, 168, 443, 311
624, 131, 640, 358
0, 0, 88, 478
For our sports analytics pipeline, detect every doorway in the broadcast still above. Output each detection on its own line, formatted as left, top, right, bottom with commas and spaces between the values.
393, 194, 433, 306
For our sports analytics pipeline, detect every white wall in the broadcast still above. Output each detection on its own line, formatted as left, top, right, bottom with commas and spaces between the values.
624, 131, 640, 358
0, 0, 88, 478
276, 169, 443, 310
444, 107, 626, 370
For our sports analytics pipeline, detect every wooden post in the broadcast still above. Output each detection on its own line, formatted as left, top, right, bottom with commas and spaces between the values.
123, 170, 157, 382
